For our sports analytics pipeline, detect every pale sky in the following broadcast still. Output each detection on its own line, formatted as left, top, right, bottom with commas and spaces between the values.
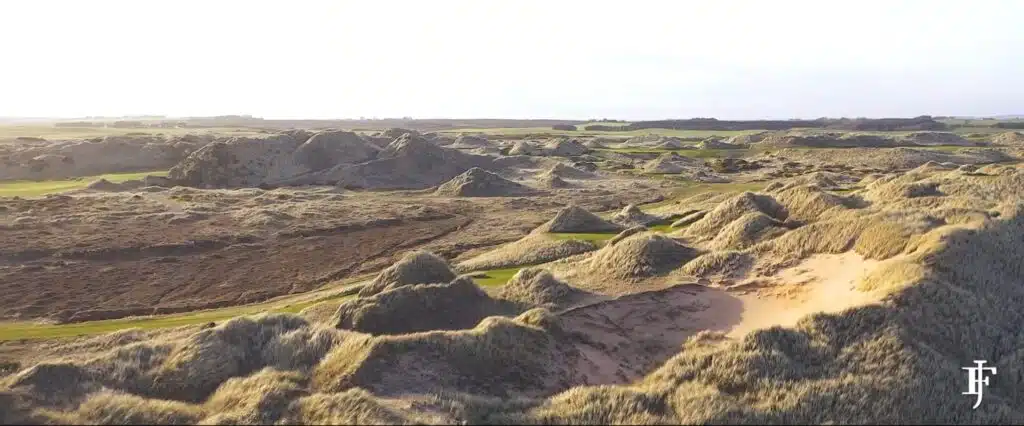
1, 0, 1022, 120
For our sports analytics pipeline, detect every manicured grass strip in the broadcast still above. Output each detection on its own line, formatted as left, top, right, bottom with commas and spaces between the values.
0, 293, 354, 341
548, 232, 618, 242
0, 170, 168, 198
471, 267, 526, 287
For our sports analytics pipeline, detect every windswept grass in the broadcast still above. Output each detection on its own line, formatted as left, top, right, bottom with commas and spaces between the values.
0, 170, 169, 198
548, 223, 675, 243
639, 182, 768, 211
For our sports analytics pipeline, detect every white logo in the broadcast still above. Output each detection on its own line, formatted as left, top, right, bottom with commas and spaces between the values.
963, 360, 996, 409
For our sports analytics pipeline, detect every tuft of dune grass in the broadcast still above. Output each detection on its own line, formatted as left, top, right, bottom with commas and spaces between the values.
359, 250, 457, 297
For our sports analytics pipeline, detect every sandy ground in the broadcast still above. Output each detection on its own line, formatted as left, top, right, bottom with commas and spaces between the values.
724, 251, 884, 337
560, 251, 885, 386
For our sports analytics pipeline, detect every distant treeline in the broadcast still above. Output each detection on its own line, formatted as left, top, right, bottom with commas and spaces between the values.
582, 116, 948, 132
995, 122, 1024, 129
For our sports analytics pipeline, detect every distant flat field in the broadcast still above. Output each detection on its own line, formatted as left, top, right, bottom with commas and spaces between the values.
0, 170, 168, 197
438, 127, 757, 138
0, 125, 267, 141
438, 125, 1014, 138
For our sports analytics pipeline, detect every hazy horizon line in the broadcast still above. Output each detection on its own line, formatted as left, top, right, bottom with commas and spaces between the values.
3, 113, 1022, 123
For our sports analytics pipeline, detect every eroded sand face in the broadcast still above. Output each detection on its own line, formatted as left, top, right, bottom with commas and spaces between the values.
725, 251, 884, 337
560, 251, 886, 385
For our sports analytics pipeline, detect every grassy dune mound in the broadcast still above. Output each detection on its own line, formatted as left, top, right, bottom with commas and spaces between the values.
497, 268, 590, 309
708, 212, 786, 251
543, 138, 588, 157
670, 210, 708, 228
434, 167, 538, 197
608, 225, 650, 246
642, 152, 703, 174
768, 183, 858, 221
991, 131, 1024, 146
313, 309, 578, 398
456, 232, 598, 272
449, 134, 491, 149
359, 251, 456, 297
588, 234, 698, 280
84, 178, 143, 192
542, 163, 595, 179
335, 278, 517, 335
538, 173, 572, 188
764, 171, 859, 191
610, 204, 661, 228
537, 205, 624, 233
3, 315, 342, 410
684, 192, 788, 241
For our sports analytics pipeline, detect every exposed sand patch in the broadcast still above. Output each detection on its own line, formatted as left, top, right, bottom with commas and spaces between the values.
560, 251, 885, 386
561, 284, 742, 385
723, 251, 884, 337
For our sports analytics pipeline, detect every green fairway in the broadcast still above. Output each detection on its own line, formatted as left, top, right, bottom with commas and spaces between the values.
0, 292, 354, 342
471, 266, 527, 287
0, 170, 169, 198
548, 232, 618, 242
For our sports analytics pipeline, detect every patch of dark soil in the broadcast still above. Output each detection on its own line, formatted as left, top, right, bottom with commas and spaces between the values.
0, 216, 470, 322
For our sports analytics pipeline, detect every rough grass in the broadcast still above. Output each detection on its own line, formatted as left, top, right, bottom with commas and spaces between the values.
0, 171, 169, 197
456, 233, 598, 272
640, 182, 768, 212
548, 223, 674, 244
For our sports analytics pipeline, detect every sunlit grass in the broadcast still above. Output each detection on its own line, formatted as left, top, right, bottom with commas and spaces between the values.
471, 267, 527, 288
0, 125, 263, 141
0, 170, 168, 198
640, 182, 768, 211
0, 293, 355, 341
